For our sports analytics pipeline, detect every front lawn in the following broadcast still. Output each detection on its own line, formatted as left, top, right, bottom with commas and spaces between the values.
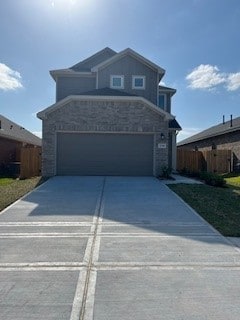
0, 178, 14, 186
0, 177, 44, 212
168, 182, 240, 236
223, 173, 240, 190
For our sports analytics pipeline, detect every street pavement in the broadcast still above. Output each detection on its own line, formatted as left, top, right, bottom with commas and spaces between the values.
0, 176, 240, 320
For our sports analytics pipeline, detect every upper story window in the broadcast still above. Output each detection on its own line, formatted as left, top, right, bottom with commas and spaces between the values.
158, 94, 167, 110
132, 76, 145, 89
110, 75, 124, 89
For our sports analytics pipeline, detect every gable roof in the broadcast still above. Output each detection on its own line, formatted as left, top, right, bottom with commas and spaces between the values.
0, 114, 42, 146
178, 116, 240, 146
50, 47, 117, 80
50, 47, 165, 81
37, 95, 174, 121
91, 48, 165, 74
70, 47, 117, 71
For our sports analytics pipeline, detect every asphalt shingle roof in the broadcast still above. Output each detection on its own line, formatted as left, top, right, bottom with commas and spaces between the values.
178, 116, 240, 146
159, 85, 176, 91
70, 47, 117, 72
0, 114, 42, 146
169, 119, 182, 130
80, 87, 137, 97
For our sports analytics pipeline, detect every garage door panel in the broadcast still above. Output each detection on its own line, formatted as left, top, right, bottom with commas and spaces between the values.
57, 133, 153, 176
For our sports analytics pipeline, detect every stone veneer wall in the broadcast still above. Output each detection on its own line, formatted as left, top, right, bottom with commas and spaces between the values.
41, 99, 169, 176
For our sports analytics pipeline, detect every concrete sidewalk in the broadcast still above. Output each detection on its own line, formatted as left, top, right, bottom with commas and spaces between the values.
228, 237, 240, 248
161, 173, 203, 184
0, 176, 239, 320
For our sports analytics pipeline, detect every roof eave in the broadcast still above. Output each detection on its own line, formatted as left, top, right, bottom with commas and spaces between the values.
178, 127, 240, 146
159, 87, 177, 97
37, 95, 174, 121
0, 132, 41, 146
49, 69, 94, 81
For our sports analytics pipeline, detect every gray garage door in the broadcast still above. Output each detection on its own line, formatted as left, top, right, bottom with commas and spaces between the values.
57, 133, 153, 176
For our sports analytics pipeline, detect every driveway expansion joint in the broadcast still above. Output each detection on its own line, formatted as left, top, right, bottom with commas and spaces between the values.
1, 176, 240, 320
75, 177, 106, 320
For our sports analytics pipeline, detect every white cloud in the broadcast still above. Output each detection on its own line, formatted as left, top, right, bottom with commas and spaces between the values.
159, 81, 166, 86
0, 63, 23, 91
226, 72, 240, 91
186, 64, 240, 92
177, 127, 202, 142
186, 64, 226, 90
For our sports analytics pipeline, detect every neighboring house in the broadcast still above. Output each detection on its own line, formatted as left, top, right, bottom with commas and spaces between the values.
37, 47, 181, 177
0, 114, 42, 174
178, 116, 240, 171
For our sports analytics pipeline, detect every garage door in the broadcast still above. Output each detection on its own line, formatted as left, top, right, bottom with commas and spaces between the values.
56, 133, 153, 176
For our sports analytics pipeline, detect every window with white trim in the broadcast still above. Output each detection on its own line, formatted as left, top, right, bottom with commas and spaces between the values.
132, 76, 145, 89
110, 75, 124, 89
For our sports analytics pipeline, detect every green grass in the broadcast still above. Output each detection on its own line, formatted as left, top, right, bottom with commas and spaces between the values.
168, 182, 240, 237
224, 175, 240, 188
0, 178, 14, 186
0, 177, 44, 212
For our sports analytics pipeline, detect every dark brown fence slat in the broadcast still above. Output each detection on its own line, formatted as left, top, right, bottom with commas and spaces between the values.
20, 147, 42, 179
177, 149, 232, 174
177, 149, 203, 173
202, 150, 232, 173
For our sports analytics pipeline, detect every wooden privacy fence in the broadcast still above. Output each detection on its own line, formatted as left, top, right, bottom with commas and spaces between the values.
177, 149, 204, 173
20, 147, 42, 179
202, 150, 232, 173
177, 149, 232, 174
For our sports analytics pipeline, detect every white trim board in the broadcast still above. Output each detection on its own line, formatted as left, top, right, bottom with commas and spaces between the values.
37, 95, 174, 120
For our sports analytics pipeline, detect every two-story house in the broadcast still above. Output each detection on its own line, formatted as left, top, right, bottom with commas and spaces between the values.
37, 47, 181, 177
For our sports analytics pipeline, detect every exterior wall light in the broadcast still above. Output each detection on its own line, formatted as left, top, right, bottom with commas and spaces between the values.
160, 133, 165, 140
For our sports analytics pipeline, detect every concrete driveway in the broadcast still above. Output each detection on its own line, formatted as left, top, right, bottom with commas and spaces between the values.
0, 176, 240, 319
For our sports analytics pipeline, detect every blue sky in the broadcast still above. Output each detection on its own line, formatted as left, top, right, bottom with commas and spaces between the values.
1, 0, 240, 141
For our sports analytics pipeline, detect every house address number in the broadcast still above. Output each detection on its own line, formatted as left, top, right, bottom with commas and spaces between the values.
158, 143, 167, 149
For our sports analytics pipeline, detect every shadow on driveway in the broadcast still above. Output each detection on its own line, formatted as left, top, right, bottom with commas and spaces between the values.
0, 176, 237, 248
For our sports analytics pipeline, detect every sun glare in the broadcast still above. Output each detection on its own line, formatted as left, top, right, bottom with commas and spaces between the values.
51, 0, 79, 8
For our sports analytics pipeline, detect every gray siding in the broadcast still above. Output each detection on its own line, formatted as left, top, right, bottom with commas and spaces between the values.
71, 49, 116, 71
41, 99, 169, 177
98, 56, 158, 105
56, 76, 96, 101
57, 133, 153, 176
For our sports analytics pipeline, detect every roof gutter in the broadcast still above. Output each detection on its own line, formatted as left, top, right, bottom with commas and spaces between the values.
50, 70, 94, 81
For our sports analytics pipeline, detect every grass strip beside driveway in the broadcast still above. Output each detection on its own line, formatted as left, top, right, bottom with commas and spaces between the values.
223, 174, 240, 188
168, 183, 240, 237
0, 177, 43, 212
0, 178, 14, 186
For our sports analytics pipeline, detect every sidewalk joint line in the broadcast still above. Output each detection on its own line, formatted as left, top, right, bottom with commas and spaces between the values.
79, 176, 106, 320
